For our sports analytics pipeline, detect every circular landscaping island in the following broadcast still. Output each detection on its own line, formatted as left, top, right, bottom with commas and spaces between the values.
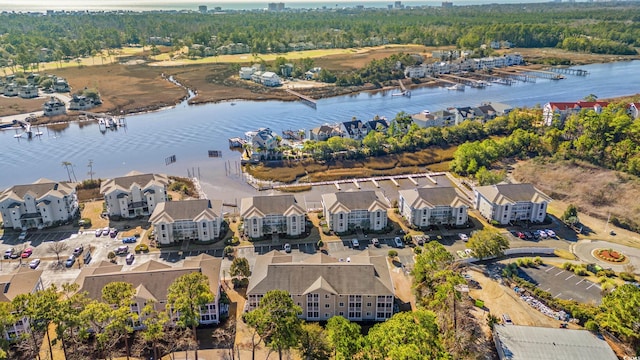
593, 248, 627, 263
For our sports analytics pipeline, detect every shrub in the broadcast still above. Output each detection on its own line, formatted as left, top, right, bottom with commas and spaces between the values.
135, 245, 142, 253
534, 256, 543, 266
584, 320, 599, 332
573, 265, 588, 276
620, 272, 637, 282
388, 250, 398, 258
107, 251, 116, 259
139, 244, 148, 252
562, 262, 575, 271
317, 240, 324, 248
79, 218, 92, 227
596, 269, 616, 278
224, 246, 234, 256
414, 247, 422, 254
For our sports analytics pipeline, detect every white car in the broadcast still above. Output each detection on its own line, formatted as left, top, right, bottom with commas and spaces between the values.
18, 231, 27, 241
458, 233, 469, 242
537, 230, 548, 239
545, 229, 556, 238
371, 238, 380, 247
283, 243, 291, 253
351, 239, 360, 249
393, 237, 404, 248
29, 258, 41, 269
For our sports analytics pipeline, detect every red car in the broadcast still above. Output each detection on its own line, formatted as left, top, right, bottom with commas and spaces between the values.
21, 248, 33, 258
516, 232, 526, 239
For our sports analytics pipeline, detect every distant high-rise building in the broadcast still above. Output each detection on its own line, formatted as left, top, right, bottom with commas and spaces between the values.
268, 2, 285, 11
442, 1, 453, 7
394, 1, 403, 8
198, 5, 207, 13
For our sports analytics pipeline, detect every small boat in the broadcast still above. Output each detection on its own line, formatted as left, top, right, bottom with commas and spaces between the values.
447, 84, 465, 91
230, 102, 236, 106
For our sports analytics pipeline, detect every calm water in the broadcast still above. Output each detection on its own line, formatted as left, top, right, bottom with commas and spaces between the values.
1, 60, 639, 201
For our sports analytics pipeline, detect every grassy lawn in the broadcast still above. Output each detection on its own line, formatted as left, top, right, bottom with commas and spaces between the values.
80, 200, 108, 229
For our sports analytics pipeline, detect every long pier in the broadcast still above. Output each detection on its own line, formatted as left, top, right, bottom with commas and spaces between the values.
511, 66, 565, 80
440, 74, 485, 88
543, 67, 589, 76
272, 172, 446, 190
474, 72, 514, 85
286, 89, 317, 109
492, 69, 536, 83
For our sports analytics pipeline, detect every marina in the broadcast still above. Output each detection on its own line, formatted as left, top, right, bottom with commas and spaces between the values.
0, 60, 639, 201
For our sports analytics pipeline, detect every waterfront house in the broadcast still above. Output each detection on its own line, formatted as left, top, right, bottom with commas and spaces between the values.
261, 71, 281, 87
52, 77, 70, 93
250, 128, 279, 151
308, 123, 344, 141
280, 63, 294, 78
627, 102, 640, 119
474, 183, 551, 225
450, 106, 484, 124
321, 191, 389, 233
100, 171, 169, 219
43, 96, 66, 116
239, 67, 254, 80
365, 118, 389, 133
411, 109, 454, 128
19, 84, 38, 99
398, 186, 469, 228
476, 104, 498, 121
246, 251, 395, 322
481, 102, 513, 116
75, 254, 222, 328
0, 179, 79, 230
404, 65, 426, 79
1, 268, 44, 340
3, 83, 18, 97
542, 101, 609, 126
340, 119, 367, 140
240, 194, 306, 238
150, 199, 224, 245
26, 73, 39, 85
68, 94, 100, 111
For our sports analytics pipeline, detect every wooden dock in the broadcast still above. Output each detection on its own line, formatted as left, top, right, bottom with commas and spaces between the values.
544, 67, 589, 76
511, 66, 565, 80
271, 172, 446, 190
286, 89, 317, 109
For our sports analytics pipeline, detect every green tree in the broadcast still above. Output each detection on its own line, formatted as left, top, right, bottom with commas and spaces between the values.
230, 257, 251, 284
562, 204, 579, 222
102, 282, 136, 360
167, 272, 215, 360
79, 300, 117, 359
139, 300, 169, 360
326, 316, 363, 360
244, 289, 302, 360
297, 322, 331, 360
597, 284, 640, 345
365, 310, 448, 360
466, 229, 510, 260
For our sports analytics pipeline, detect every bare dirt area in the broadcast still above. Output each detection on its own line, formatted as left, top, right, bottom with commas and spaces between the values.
0, 96, 45, 117
468, 270, 569, 328
512, 159, 640, 248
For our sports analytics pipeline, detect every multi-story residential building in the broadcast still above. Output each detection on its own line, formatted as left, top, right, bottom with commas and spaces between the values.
308, 123, 343, 141
19, 84, 38, 99
398, 187, 469, 228
150, 199, 224, 245
365, 118, 389, 133
1, 268, 44, 340
474, 183, 552, 225
75, 254, 222, 328
412, 109, 455, 128
246, 251, 395, 322
0, 179, 79, 230
340, 119, 367, 140
542, 101, 609, 126
100, 171, 169, 219
321, 191, 389, 233
240, 194, 306, 238
43, 96, 66, 116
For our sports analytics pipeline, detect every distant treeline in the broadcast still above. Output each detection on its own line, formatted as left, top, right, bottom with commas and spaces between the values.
1, 2, 639, 70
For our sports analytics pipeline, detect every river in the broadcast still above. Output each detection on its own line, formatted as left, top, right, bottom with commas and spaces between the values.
1, 60, 640, 202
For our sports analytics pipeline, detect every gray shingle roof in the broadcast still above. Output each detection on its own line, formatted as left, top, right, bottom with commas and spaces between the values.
322, 191, 389, 212
149, 199, 222, 223
240, 194, 305, 218
399, 186, 469, 208
493, 325, 617, 360
1, 179, 76, 203
247, 251, 394, 297
475, 183, 552, 205
100, 171, 169, 194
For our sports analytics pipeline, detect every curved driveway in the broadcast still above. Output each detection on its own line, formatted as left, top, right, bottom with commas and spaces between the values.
573, 240, 640, 271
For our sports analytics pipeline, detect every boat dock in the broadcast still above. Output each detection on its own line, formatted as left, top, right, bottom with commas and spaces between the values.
228, 137, 247, 148
544, 67, 589, 76
392, 79, 411, 97
440, 74, 485, 88
511, 66, 564, 80
286, 89, 317, 109
491, 69, 536, 83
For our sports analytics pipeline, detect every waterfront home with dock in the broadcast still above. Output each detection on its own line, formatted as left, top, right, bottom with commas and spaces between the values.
240, 194, 306, 239
308, 123, 343, 141
246, 251, 395, 322
321, 191, 390, 233
398, 186, 469, 228
100, 171, 169, 219
0, 179, 79, 230
150, 199, 224, 245
474, 183, 551, 225
43, 96, 66, 116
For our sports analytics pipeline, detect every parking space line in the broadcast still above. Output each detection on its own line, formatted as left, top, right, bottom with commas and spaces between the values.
555, 270, 565, 276
545, 288, 551, 292
554, 293, 562, 298
586, 283, 597, 290
545, 267, 555, 272
576, 279, 584, 285
565, 274, 575, 281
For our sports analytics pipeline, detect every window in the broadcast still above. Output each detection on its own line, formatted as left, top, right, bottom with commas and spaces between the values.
253, 219, 257, 225
339, 302, 344, 307
376, 212, 380, 218
325, 294, 329, 298
366, 303, 372, 307
203, 222, 206, 228
339, 214, 343, 220
325, 304, 330, 308
339, 312, 344, 316
161, 224, 165, 230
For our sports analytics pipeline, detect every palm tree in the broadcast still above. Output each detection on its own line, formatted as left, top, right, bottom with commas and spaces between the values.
62, 161, 73, 182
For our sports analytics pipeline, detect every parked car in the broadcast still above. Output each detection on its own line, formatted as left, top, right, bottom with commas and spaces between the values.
537, 230, 548, 239
125, 253, 135, 265
18, 231, 27, 241
122, 236, 137, 244
545, 229, 556, 238
102, 227, 110, 236
21, 248, 33, 258
458, 233, 469, 242
109, 229, 119, 238
516, 231, 526, 239
371, 238, 380, 247
73, 246, 84, 256
4, 248, 15, 259
523, 231, 533, 240
29, 258, 41, 269
115, 246, 129, 255
351, 239, 360, 249
283, 243, 291, 253
393, 237, 404, 248
95, 229, 102, 237
65, 255, 76, 268
502, 313, 513, 324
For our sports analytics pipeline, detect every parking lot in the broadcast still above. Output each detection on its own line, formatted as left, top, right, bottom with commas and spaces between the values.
517, 264, 602, 304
